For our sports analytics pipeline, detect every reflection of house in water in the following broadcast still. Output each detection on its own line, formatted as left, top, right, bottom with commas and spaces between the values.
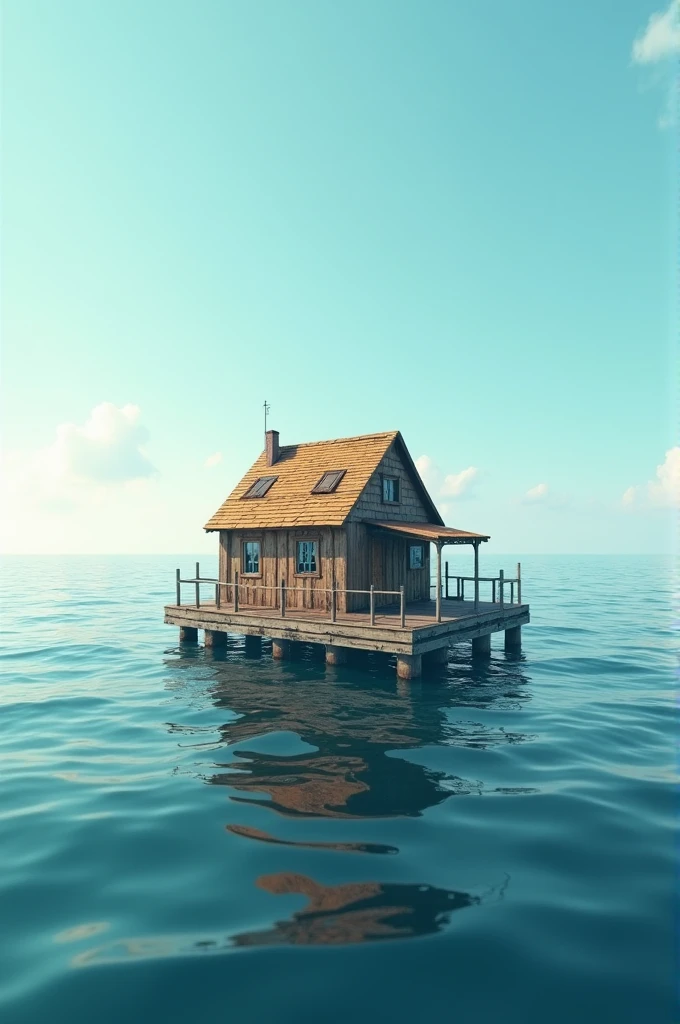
202, 659, 535, 819
73, 873, 498, 964
231, 872, 482, 947
158, 659, 526, 951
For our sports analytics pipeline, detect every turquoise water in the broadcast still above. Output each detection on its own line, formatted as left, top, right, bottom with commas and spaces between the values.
1, 555, 676, 1023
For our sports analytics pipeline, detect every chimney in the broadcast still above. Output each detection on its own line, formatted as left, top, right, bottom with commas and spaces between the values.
265, 429, 280, 466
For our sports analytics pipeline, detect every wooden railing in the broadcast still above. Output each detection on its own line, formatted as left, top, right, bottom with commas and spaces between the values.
175, 563, 407, 627
175, 560, 524, 629
432, 562, 522, 606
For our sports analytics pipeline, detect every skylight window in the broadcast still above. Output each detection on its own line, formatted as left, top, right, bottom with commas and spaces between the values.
311, 470, 346, 495
242, 475, 278, 499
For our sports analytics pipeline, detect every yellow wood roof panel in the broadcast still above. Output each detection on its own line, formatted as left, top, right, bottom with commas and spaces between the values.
205, 431, 399, 530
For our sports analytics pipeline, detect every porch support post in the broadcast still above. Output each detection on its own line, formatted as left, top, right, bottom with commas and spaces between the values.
473, 540, 480, 610
435, 541, 442, 622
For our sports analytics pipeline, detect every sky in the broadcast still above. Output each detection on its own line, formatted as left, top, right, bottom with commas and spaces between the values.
1, 0, 677, 556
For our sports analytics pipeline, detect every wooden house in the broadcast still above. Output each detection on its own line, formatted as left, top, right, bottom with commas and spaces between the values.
204, 428, 489, 614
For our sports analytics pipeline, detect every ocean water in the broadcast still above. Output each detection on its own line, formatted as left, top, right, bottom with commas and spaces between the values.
0, 554, 676, 1024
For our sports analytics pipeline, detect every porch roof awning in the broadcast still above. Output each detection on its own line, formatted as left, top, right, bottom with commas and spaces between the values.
370, 521, 489, 544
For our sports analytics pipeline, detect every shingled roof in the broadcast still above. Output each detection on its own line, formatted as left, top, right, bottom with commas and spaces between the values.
204, 430, 441, 530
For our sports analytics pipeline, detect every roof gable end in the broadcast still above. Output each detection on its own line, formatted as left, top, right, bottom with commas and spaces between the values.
346, 431, 444, 527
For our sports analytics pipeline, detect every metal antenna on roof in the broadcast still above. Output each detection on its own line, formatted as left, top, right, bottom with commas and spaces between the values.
263, 400, 270, 436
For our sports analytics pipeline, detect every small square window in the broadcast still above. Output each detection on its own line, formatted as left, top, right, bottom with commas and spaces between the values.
296, 540, 318, 574
312, 470, 346, 494
382, 476, 400, 503
409, 544, 424, 569
243, 541, 261, 575
242, 476, 277, 499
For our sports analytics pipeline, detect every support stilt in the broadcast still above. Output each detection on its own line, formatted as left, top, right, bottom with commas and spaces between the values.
396, 654, 422, 680
244, 634, 262, 657
272, 638, 304, 660
505, 625, 522, 652
471, 633, 491, 658
423, 644, 449, 668
179, 626, 198, 643
325, 644, 348, 665
204, 629, 227, 647
272, 639, 290, 660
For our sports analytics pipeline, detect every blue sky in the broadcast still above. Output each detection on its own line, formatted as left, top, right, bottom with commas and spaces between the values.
1, 0, 676, 554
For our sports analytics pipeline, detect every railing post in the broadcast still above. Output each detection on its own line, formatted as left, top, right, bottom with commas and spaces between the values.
499, 569, 504, 608
445, 561, 449, 599
370, 585, 375, 626
473, 541, 480, 610
195, 561, 200, 608
216, 580, 221, 609
456, 576, 460, 600
234, 571, 239, 612
435, 541, 442, 623
461, 578, 464, 602
517, 562, 522, 604
400, 585, 405, 628
510, 581, 514, 603
331, 584, 337, 622
280, 578, 286, 618
176, 568, 181, 606
492, 579, 496, 604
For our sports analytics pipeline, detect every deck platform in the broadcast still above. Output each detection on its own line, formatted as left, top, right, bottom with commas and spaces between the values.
164, 597, 530, 670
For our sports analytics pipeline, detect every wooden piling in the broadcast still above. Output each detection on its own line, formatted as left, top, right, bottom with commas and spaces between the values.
471, 633, 491, 658
325, 644, 347, 665
204, 628, 227, 647
505, 625, 522, 652
396, 654, 422, 680
244, 634, 262, 657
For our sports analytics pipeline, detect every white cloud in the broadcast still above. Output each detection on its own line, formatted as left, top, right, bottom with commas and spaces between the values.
622, 448, 680, 508
624, 447, 680, 508
415, 455, 479, 501
649, 447, 680, 505
204, 452, 223, 468
1, 402, 156, 534
441, 466, 478, 498
632, 1, 680, 63
415, 454, 436, 489
524, 482, 549, 503
38, 402, 156, 485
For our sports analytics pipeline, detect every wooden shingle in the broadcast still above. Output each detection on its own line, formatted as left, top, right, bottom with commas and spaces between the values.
205, 431, 403, 530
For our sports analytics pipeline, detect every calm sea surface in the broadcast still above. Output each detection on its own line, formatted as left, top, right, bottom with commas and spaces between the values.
0, 554, 676, 1023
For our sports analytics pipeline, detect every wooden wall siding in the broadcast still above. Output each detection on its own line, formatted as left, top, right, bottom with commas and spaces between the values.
219, 528, 348, 613
344, 521, 369, 612
369, 533, 430, 608
348, 446, 431, 524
